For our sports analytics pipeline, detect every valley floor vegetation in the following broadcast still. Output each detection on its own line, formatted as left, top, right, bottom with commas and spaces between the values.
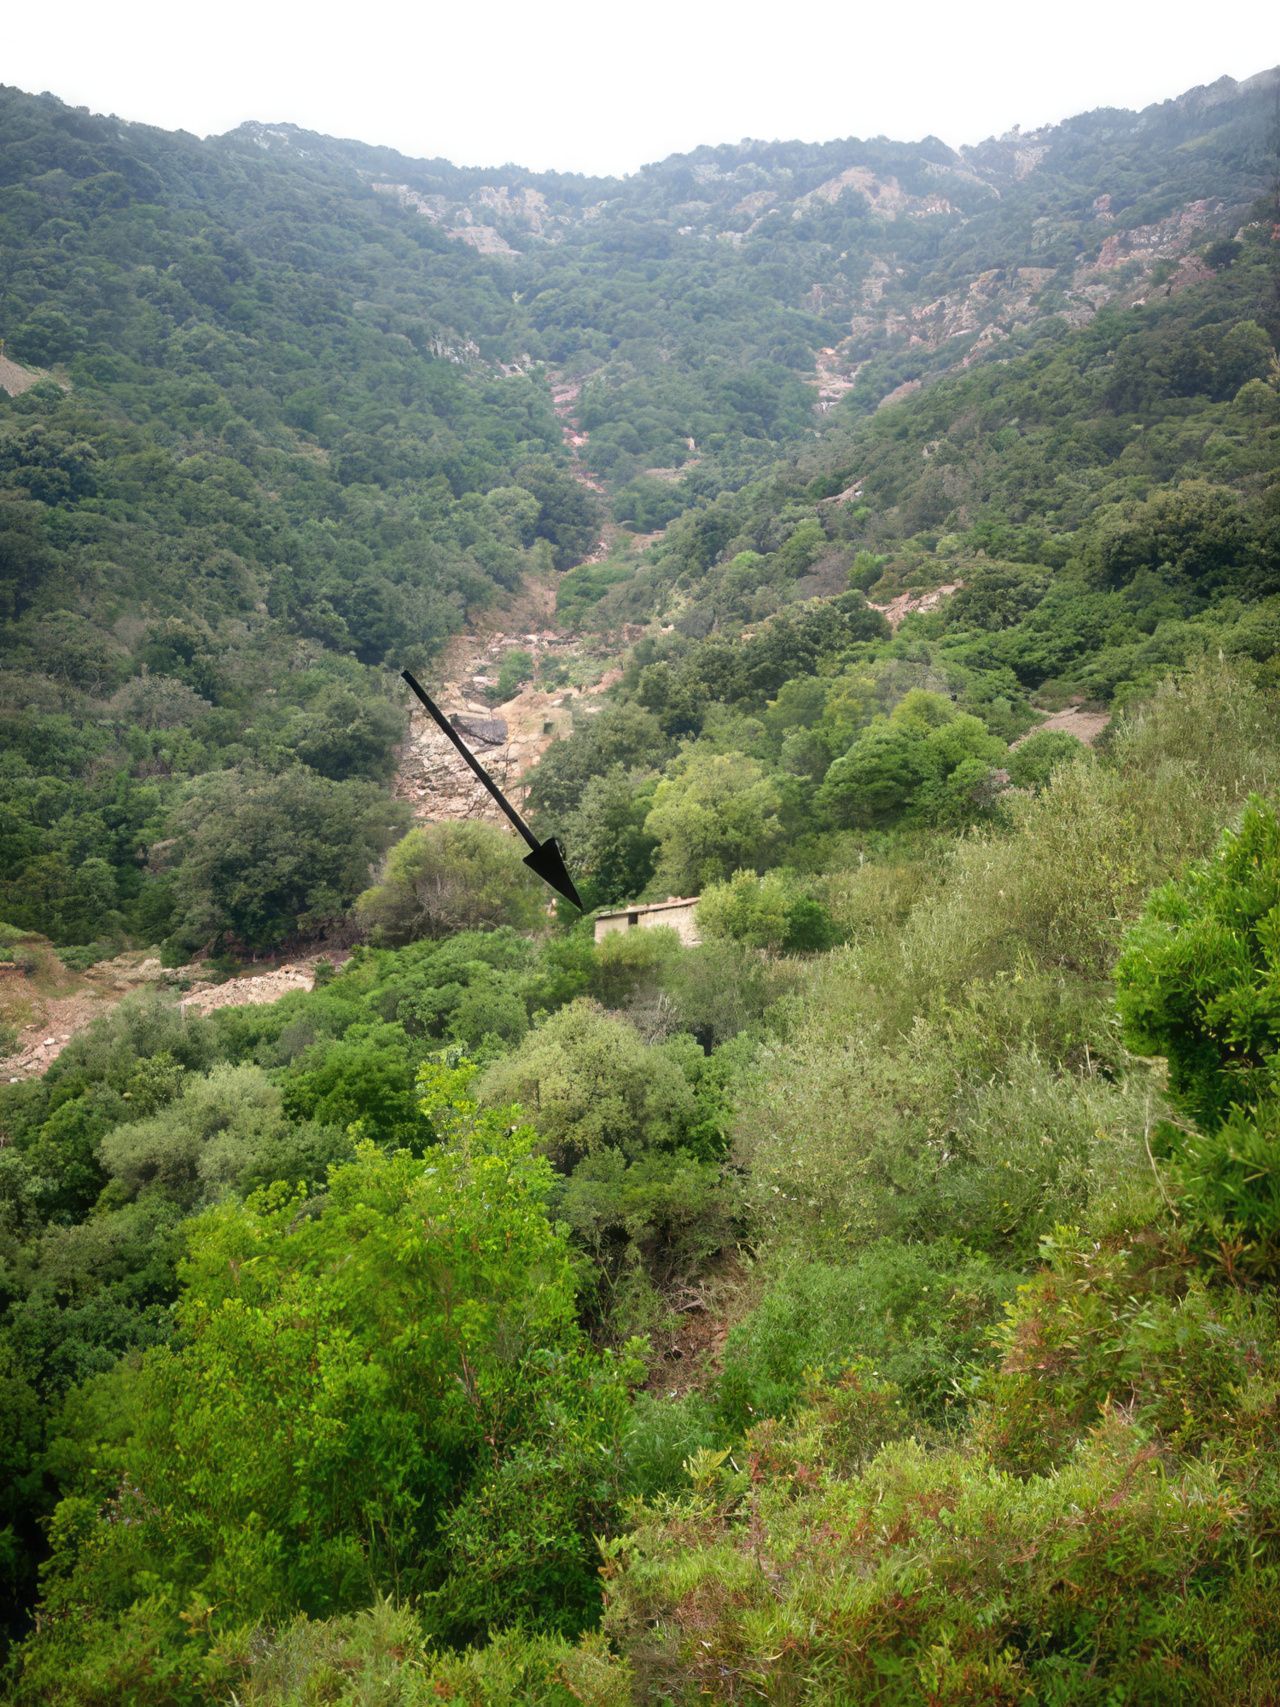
4, 661, 1280, 1704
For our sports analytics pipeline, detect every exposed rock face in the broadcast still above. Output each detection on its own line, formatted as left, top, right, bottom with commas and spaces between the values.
795, 165, 955, 218
360, 69, 1274, 417
450, 713, 508, 747
870, 583, 962, 629
0, 353, 52, 397
371, 180, 560, 256
179, 961, 323, 1016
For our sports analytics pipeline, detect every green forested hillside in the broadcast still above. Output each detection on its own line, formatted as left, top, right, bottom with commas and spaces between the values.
2, 66, 1280, 1706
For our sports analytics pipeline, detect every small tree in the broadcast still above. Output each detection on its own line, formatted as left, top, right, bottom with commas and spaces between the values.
492, 648, 534, 703
1116, 795, 1280, 1275
356, 821, 545, 946
18, 1081, 642, 1694
697, 870, 838, 954
169, 767, 406, 955
478, 1000, 698, 1167
644, 752, 783, 894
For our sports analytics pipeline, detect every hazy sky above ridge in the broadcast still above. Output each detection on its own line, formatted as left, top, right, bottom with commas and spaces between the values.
8, 0, 1276, 174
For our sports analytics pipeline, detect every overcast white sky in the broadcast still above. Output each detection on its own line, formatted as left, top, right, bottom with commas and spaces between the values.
6, 1, 1276, 175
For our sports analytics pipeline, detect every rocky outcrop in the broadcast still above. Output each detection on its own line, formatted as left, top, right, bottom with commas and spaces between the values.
870, 582, 962, 628
371, 180, 562, 256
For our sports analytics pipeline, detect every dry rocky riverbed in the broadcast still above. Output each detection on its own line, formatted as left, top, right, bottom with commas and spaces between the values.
0, 948, 348, 1083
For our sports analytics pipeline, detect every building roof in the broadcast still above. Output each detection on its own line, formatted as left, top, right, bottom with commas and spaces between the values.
595, 896, 700, 921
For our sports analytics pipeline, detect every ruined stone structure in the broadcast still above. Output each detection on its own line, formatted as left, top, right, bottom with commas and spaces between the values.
593, 896, 701, 947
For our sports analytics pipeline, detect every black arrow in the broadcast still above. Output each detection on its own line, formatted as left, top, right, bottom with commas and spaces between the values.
401, 669, 583, 911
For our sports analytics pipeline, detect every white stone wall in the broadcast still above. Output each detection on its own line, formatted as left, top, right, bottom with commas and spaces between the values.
593, 903, 700, 947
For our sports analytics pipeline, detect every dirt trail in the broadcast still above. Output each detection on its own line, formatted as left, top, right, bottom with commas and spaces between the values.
1015, 702, 1112, 747
1, 947, 350, 1083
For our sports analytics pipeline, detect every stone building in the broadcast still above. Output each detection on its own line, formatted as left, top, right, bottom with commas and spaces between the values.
593, 896, 701, 947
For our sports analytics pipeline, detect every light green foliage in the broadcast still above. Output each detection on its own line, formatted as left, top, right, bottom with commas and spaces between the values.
478, 1000, 698, 1165
477, 999, 741, 1307
356, 821, 545, 946
16, 1083, 641, 1695
217, 1601, 630, 1705
696, 869, 838, 953
697, 869, 794, 950
98, 1063, 295, 1209
817, 693, 1007, 829
644, 752, 783, 894
4, 72, 1280, 1693
970, 1227, 1280, 1474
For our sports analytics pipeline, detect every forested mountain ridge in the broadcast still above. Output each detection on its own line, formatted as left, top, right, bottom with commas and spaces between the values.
1, 70, 1276, 959
257, 66, 1280, 439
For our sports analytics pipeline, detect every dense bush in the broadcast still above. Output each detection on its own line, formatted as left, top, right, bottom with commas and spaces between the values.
14, 1080, 643, 1698
356, 821, 547, 946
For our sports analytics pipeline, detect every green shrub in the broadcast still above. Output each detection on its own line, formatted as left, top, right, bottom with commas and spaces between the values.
1005, 727, 1087, 789
16, 1089, 643, 1691
55, 942, 117, 972
717, 1241, 1019, 1431
478, 1000, 698, 1167
602, 1402, 1278, 1705
622, 1392, 722, 1501
971, 1227, 1280, 1476
217, 1601, 630, 1705
356, 821, 546, 946
696, 869, 840, 954
492, 647, 535, 702
1117, 794, 1280, 1275
1117, 793, 1280, 1128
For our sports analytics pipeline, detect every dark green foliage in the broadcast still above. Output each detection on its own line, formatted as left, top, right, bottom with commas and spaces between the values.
492, 647, 534, 701
167, 767, 408, 954
1005, 727, 1087, 789
1117, 794, 1280, 1274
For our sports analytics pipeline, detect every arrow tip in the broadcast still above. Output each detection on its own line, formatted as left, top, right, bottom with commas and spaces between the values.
523, 837, 583, 911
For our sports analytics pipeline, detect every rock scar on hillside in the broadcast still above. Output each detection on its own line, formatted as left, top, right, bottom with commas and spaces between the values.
0, 952, 350, 1082
0, 353, 64, 397
393, 618, 597, 826
870, 583, 962, 628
